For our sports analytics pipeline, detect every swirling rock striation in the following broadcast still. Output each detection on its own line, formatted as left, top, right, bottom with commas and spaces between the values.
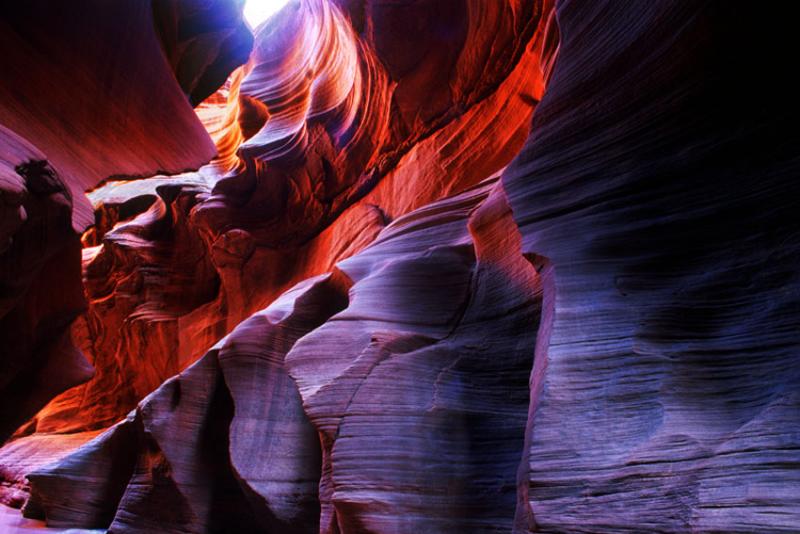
18, 0, 555, 445
0, 0, 250, 487
502, 1, 800, 532
26, 272, 349, 532
286, 178, 543, 532
26, 176, 544, 533
4, 0, 798, 533
193, 0, 554, 245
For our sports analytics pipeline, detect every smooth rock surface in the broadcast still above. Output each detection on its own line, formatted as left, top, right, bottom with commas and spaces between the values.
0, 504, 102, 534
0, 126, 92, 445
0, 0, 250, 228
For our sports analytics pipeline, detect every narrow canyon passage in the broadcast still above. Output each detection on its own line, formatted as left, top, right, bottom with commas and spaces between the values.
1, 1, 799, 533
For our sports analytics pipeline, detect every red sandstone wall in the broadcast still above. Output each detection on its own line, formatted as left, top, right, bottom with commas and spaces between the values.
2, 1, 799, 533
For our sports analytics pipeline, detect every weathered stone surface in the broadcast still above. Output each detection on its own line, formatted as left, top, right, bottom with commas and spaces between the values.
26, 272, 349, 532
0, 0, 251, 449
286, 178, 543, 532
27, 176, 544, 533
502, 1, 800, 532
153, 0, 254, 106
0, 430, 101, 509
17, 0, 553, 448
3, 0, 799, 532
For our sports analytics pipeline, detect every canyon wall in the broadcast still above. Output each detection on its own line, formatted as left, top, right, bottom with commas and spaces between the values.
504, 2, 800, 531
1, 0, 799, 532
17, 0, 555, 441
0, 0, 252, 446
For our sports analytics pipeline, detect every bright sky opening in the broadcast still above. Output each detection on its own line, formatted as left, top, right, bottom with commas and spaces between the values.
243, 0, 291, 28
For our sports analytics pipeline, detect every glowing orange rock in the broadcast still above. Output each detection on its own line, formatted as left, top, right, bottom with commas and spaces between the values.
0, 0, 251, 460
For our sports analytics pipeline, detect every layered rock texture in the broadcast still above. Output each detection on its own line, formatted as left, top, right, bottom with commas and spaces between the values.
0, 0, 252, 446
503, 3, 800, 531
1, 0, 799, 532
15, 0, 554, 442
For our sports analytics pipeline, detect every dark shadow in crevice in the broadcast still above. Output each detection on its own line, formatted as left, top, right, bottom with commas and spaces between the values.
514, 253, 555, 534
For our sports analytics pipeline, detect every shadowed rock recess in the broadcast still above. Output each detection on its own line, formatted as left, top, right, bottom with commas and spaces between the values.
0, 0, 798, 533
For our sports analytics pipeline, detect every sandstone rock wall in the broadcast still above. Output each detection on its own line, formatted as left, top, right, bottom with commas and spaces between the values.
2, 0, 799, 532
503, 1, 800, 531
0, 0, 251, 477
23, 0, 554, 440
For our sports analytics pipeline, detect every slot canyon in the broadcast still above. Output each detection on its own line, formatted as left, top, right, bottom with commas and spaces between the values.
0, 0, 798, 532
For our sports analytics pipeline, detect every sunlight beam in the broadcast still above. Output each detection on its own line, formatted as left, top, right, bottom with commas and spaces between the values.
243, 0, 292, 29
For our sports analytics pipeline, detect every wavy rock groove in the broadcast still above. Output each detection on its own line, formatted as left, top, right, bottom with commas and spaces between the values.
1, 0, 799, 533
503, 1, 800, 532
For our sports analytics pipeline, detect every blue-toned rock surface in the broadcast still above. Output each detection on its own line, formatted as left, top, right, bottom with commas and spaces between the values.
503, 1, 800, 532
